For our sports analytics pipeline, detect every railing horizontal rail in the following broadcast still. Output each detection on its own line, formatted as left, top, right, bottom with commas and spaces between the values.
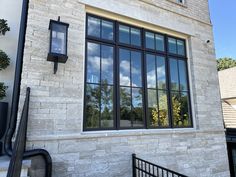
132, 154, 188, 177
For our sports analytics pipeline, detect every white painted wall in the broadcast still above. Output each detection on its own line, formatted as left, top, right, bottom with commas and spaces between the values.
0, 0, 23, 106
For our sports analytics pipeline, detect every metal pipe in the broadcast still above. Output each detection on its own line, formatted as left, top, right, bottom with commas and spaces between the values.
4, 0, 52, 176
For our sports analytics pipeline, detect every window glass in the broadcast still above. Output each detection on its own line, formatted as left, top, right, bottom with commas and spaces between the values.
119, 25, 130, 44
145, 32, 155, 50
131, 51, 142, 87
156, 34, 165, 51
85, 84, 100, 128
120, 87, 131, 127
180, 92, 190, 126
85, 15, 191, 130
178, 60, 188, 91
169, 58, 179, 91
101, 45, 114, 85
177, 40, 185, 56
119, 49, 131, 86
131, 28, 141, 46
158, 90, 169, 127
146, 54, 156, 88
132, 88, 144, 127
102, 20, 114, 40
101, 85, 114, 128
88, 16, 100, 38
148, 89, 157, 127
168, 38, 177, 54
156, 56, 166, 89
87, 42, 100, 83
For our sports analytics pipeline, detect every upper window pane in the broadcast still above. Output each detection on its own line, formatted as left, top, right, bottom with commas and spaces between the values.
168, 37, 177, 54
87, 16, 114, 41
177, 40, 185, 56
102, 20, 114, 40
145, 32, 155, 50
131, 28, 141, 46
156, 34, 165, 51
119, 24, 141, 47
119, 25, 130, 44
88, 16, 100, 38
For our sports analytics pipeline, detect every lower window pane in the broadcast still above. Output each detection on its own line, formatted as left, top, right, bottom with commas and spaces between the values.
171, 92, 181, 126
147, 89, 158, 127
172, 91, 191, 127
85, 84, 100, 128
132, 88, 144, 127
180, 92, 191, 127
158, 90, 169, 127
120, 87, 131, 127
101, 85, 114, 128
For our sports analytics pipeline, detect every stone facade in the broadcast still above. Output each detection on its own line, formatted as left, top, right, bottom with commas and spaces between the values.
18, 0, 229, 176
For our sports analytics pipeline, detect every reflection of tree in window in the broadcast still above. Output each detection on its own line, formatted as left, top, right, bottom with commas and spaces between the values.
85, 84, 100, 128
101, 80, 113, 128
151, 93, 169, 127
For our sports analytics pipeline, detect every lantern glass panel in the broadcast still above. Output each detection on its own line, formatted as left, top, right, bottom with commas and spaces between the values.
51, 23, 67, 55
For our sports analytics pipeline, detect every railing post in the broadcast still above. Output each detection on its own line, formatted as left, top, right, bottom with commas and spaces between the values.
132, 153, 136, 177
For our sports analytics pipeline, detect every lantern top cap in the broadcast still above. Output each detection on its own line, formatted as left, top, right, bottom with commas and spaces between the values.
49, 19, 69, 30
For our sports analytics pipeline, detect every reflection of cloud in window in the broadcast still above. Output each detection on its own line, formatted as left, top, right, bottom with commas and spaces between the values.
157, 66, 165, 79
147, 67, 165, 88
88, 43, 99, 56
120, 73, 130, 86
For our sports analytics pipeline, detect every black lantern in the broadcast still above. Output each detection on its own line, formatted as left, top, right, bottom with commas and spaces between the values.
47, 17, 69, 74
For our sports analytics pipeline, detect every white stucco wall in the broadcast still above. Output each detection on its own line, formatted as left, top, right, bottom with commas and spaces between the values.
0, 0, 23, 105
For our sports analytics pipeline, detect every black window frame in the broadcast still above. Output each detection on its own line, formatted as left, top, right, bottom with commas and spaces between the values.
84, 13, 193, 131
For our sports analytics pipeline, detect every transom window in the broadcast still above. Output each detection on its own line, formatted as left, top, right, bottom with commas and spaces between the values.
84, 14, 192, 131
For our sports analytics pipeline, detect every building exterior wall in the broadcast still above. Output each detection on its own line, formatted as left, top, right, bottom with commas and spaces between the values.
18, 0, 229, 176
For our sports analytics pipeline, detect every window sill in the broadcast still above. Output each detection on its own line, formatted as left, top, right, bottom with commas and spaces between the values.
166, 0, 187, 8
27, 128, 224, 142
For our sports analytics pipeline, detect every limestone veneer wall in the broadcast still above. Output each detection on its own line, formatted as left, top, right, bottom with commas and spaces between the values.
18, 0, 229, 176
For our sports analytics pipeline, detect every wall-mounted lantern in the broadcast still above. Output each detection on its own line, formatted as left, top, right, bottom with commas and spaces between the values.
47, 17, 69, 74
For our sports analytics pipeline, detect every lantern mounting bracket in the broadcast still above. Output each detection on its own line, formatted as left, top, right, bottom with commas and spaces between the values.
47, 16, 69, 74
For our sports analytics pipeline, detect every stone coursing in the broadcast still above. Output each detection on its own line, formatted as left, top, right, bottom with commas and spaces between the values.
18, 0, 230, 176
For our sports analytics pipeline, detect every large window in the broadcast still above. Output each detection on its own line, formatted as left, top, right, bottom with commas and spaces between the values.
84, 14, 192, 131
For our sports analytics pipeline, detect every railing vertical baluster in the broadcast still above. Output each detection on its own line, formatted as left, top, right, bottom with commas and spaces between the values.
133, 154, 137, 177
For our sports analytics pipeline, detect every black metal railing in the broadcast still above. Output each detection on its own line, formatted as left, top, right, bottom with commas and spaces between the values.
7, 87, 31, 177
132, 154, 188, 177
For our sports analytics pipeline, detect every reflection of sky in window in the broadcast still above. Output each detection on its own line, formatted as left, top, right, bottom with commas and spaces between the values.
170, 58, 179, 90
88, 16, 100, 38
146, 54, 166, 89
87, 42, 114, 84
119, 25, 130, 44
168, 38, 177, 54
102, 20, 113, 40
101, 45, 113, 84
145, 32, 155, 49
120, 49, 142, 87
